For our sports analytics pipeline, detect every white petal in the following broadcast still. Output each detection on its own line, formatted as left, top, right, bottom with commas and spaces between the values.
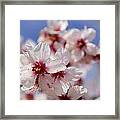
53, 81, 65, 96
68, 86, 87, 99
34, 42, 42, 59
22, 50, 37, 63
60, 81, 70, 94
46, 51, 67, 73
21, 85, 35, 93
34, 42, 51, 61
47, 20, 68, 32
59, 20, 68, 31
62, 49, 70, 65
63, 29, 81, 50
65, 43, 74, 50
37, 27, 53, 44
22, 39, 35, 50
81, 27, 96, 41
53, 41, 63, 50
46, 59, 66, 73
20, 64, 35, 89
38, 75, 57, 99
85, 43, 98, 55
71, 49, 84, 62
63, 29, 81, 43
34, 93, 47, 100
20, 54, 30, 65
65, 67, 83, 81
55, 48, 70, 65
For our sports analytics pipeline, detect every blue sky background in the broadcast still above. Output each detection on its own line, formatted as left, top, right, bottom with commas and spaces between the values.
20, 20, 100, 46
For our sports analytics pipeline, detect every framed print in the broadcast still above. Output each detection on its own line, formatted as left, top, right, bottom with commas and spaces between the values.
0, 0, 119, 119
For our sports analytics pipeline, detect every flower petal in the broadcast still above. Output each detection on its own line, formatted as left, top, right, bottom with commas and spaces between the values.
81, 27, 96, 41
20, 64, 35, 90
34, 92, 47, 100
22, 50, 37, 63
55, 48, 70, 65
38, 75, 58, 99
53, 81, 65, 96
65, 67, 83, 81
60, 81, 70, 94
46, 59, 66, 73
68, 86, 87, 99
63, 29, 81, 43
34, 42, 51, 61
71, 49, 84, 62
47, 20, 68, 32
20, 54, 30, 66
85, 43, 98, 55
21, 39, 36, 51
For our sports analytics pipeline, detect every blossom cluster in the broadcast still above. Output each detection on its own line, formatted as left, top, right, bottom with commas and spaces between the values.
20, 20, 100, 100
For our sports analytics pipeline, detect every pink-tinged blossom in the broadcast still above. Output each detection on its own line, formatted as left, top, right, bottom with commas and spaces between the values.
47, 20, 68, 34
63, 27, 99, 62
38, 79, 87, 100
37, 20, 68, 53
20, 42, 69, 93
57, 84, 87, 100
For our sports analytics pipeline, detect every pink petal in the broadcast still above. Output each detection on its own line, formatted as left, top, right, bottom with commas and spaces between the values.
38, 75, 57, 99
71, 49, 84, 62
34, 42, 51, 61
65, 67, 83, 81
20, 54, 30, 65
22, 50, 37, 63
63, 29, 81, 44
20, 64, 35, 90
47, 20, 68, 32
81, 27, 96, 41
46, 59, 66, 73
53, 81, 65, 96
68, 86, 87, 100
85, 43, 98, 55
55, 48, 70, 65
60, 81, 70, 94
21, 39, 35, 51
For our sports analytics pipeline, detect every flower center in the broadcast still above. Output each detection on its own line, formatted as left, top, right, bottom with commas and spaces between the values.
76, 39, 86, 49
32, 61, 47, 76
54, 27, 61, 31
51, 71, 65, 80
48, 33, 60, 42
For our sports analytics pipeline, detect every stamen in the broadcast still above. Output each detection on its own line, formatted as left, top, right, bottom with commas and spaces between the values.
76, 39, 86, 49
48, 33, 60, 42
32, 61, 47, 76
